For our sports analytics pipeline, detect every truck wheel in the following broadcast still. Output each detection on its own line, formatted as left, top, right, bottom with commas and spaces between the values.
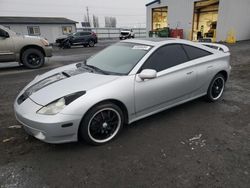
21, 48, 45, 69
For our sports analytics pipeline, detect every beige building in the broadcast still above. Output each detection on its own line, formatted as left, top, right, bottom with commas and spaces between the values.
146, 0, 250, 41
0, 16, 78, 43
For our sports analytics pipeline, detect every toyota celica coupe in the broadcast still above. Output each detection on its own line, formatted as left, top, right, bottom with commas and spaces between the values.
14, 38, 231, 145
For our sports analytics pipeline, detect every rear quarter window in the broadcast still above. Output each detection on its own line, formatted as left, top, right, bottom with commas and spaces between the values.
183, 44, 212, 60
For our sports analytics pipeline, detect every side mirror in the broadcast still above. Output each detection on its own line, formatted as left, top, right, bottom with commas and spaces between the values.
139, 69, 157, 80
0, 31, 9, 38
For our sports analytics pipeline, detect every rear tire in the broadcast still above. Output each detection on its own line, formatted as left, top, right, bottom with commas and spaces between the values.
206, 73, 225, 102
21, 48, 45, 69
79, 103, 124, 145
88, 40, 95, 47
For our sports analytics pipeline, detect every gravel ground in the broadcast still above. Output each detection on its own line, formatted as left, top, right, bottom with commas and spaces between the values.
0, 40, 250, 188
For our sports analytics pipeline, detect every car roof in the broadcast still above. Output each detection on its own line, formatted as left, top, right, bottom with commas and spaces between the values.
121, 38, 182, 46
120, 38, 222, 54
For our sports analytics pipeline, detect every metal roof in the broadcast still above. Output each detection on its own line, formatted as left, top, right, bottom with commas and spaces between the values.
0, 17, 78, 24
145, 0, 161, 6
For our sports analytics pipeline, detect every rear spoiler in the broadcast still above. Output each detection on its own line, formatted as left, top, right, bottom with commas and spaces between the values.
200, 42, 230, 53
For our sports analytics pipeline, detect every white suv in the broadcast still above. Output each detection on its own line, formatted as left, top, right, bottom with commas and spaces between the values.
119, 29, 135, 40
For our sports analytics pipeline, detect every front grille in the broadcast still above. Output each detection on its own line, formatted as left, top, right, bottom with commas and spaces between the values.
121, 32, 129, 36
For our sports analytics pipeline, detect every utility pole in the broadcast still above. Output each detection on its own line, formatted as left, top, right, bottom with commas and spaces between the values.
86, 6, 90, 23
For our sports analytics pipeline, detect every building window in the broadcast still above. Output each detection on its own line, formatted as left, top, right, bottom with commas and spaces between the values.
27, 26, 40, 36
152, 7, 168, 31
192, 0, 220, 41
62, 26, 72, 35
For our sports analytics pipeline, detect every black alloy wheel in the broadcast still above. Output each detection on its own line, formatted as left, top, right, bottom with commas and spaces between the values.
80, 103, 124, 145
206, 73, 225, 102
21, 48, 45, 69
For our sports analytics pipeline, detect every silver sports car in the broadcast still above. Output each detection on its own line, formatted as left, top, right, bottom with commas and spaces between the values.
14, 39, 231, 145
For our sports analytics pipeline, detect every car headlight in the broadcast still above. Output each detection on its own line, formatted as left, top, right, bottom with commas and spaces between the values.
37, 91, 86, 115
41, 39, 49, 46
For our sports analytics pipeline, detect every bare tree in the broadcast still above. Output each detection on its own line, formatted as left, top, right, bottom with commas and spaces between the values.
84, 14, 88, 22
110, 17, 117, 28
93, 15, 99, 28
105, 17, 117, 28
105, 17, 110, 28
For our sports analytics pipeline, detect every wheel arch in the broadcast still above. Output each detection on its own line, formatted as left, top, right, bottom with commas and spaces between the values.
207, 70, 228, 92
217, 70, 228, 81
84, 99, 128, 124
20, 45, 45, 63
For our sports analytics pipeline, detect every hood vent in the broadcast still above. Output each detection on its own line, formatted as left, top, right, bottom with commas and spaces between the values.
17, 73, 67, 105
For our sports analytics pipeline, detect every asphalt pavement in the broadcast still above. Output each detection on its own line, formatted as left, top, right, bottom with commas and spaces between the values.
0, 40, 250, 188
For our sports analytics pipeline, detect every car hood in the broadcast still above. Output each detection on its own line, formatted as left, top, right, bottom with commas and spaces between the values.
24, 35, 40, 38
24, 63, 120, 106
56, 36, 68, 40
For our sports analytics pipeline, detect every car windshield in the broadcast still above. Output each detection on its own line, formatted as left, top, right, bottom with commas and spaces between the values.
86, 43, 152, 75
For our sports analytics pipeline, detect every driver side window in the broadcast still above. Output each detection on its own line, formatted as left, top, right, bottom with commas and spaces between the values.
0, 29, 8, 37
141, 44, 189, 72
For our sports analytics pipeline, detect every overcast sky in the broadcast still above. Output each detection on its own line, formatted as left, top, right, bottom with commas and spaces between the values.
0, 0, 150, 27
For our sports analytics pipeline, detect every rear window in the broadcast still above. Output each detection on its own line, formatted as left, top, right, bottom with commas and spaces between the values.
183, 44, 212, 60
80, 32, 90, 36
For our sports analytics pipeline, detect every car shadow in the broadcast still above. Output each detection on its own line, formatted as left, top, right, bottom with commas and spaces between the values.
0, 62, 21, 70
0, 60, 54, 74
44, 97, 209, 152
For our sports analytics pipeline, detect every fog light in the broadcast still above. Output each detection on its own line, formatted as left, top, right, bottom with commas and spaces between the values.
35, 132, 45, 140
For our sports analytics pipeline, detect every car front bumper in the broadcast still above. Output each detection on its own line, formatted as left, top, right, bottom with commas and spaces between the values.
44, 46, 53, 57
120, 35, 130, 39
14, 98, 82, 144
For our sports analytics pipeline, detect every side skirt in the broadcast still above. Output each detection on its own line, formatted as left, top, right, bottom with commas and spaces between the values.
128, 93, 206, 124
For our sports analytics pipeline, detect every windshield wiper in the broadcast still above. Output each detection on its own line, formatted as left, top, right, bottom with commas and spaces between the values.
77, 60, 110, 75
84, 64, 110, 75
76, 60, 124, 76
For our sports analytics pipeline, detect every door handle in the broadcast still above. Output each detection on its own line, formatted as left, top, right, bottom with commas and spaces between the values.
186, 71, 193, 75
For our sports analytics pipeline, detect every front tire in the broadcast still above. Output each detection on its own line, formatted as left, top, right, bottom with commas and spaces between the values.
206, 73, 225, 102
21, 48, 45, 69
62, 40, 71, 49
79, 103, 124, 145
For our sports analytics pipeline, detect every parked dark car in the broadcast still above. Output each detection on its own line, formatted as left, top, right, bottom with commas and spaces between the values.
56, 31, 98, 48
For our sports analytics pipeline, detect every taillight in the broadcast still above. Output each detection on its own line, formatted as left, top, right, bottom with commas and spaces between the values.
91, 32, 97, 37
